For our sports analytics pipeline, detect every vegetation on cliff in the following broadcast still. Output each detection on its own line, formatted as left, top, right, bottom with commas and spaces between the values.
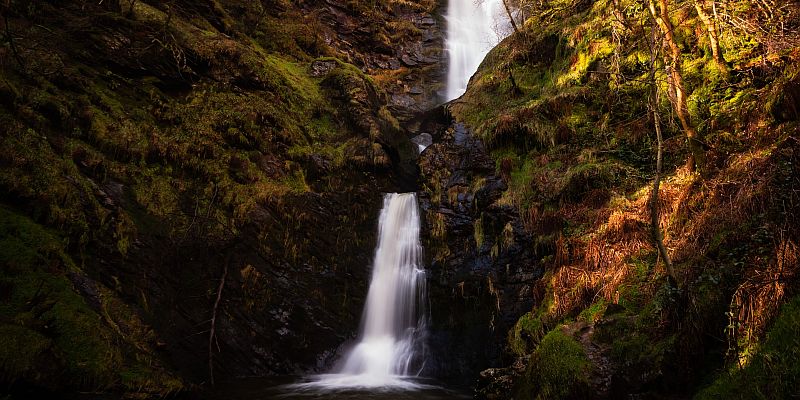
1, 0, 798, 397
451, 0, 799, 397
0, 0, 438, 396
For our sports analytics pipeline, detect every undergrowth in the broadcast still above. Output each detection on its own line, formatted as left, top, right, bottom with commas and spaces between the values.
461, 0, 800, 396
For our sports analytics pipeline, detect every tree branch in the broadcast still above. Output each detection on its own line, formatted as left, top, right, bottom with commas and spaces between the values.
208, 255, 229, 387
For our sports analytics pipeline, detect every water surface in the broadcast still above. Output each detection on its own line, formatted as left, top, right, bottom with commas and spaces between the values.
200, 377, 470, 400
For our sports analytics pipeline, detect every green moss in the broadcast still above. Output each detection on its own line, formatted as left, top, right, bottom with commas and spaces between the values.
0, 206, 118, 386
560, 160, 632, 200
474, 214, 485, 250
0, 206, 182, 394
261, 54, 324, 106
516, 328, 590, 399
427, 211, 450, 262
0, 325, 53, 379
557, 39, 615, 86
508, 311, 546, 356
132, 166, 180, 219
578, 299, 607, 323
696, 296, 800, 400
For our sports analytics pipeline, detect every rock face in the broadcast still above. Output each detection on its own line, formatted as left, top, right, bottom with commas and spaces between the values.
64, 187, 383, 384
300, 1, 446, 124
418, 114, 541, 383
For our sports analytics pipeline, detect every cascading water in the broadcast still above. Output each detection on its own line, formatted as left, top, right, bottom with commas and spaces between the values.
299, 193, 428, 390
292, 1, 512, 393
445, 0, 512, 101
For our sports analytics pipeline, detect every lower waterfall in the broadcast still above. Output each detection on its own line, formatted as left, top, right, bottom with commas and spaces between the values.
299, 192, 428, 389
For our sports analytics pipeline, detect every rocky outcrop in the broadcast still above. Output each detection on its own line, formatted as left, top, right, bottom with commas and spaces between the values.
298, 1, 445, 124
418, 113, 541, 383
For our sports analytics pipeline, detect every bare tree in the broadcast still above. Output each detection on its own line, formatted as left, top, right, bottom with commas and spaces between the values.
502, 0, 519, 33
475, 0, 520, 34
208, 259, 229, 386
647, 28, 676, 286
1, 2, 25, 68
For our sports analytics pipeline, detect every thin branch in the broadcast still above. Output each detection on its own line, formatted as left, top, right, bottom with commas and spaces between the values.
208, 256, 229, 387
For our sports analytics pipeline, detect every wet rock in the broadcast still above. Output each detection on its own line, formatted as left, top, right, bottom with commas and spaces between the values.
67, 271, 101, 311
411, 132, 433, 151
419, 117, 540, 383
401, 54, 418, 66
391, 93, 416, 110
475, 368, 515, 399
309, 59, 338, 77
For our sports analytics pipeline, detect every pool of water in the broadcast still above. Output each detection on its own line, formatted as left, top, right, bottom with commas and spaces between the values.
199, 376, 471, 400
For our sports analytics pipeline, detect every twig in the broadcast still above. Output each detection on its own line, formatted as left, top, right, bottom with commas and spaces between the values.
208, 256, 229, 387
2, 11, 25, 68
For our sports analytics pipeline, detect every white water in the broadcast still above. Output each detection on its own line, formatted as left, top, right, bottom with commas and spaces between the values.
297, 193, 428, 390
445, 0, 512, 101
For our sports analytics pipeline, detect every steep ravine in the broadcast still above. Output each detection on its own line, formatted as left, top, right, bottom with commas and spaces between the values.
4, 0, 797, 398
447, 1, 800, 399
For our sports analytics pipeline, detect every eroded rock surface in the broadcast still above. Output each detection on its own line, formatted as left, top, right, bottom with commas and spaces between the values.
419, 117, 541, 383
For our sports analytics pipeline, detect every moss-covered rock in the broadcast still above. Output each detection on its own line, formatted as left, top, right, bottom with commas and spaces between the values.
0, 0, 444, 395
0, 206, 182, 395
514, 328, 591, 400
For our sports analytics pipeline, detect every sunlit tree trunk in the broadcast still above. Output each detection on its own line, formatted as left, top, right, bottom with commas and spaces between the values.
648, 39, 677, 286
647, 0, 707, 175
694, 0, 726, 68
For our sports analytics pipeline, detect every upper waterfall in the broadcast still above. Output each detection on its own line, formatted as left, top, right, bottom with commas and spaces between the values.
445, 0, 512, 101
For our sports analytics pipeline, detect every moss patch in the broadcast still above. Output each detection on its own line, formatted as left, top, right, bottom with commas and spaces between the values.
696, 296, 800, 400
515, 328, 590, 399
0, 206, 182, 395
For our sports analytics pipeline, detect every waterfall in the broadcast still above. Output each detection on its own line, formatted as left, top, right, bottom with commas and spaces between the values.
445, 0, 511, 101
300, 193, 428, 390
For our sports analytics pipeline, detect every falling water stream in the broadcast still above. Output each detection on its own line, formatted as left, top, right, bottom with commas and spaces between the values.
203, 2, 508, 398
303, 193, 428, 390
446, 0, 511, 100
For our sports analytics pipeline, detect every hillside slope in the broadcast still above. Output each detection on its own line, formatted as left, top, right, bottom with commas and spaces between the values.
445, 0, 800, 397
0, 0, 443, 396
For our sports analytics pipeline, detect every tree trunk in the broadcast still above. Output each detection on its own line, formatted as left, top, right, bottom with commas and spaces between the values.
127, 0, 137, 17
508, 67, 521, 95
502, 0, 519, 33
648, 42, 676, 286
694, 0, 726, 69
1, 8, 24, 68
647, 0, 707, 175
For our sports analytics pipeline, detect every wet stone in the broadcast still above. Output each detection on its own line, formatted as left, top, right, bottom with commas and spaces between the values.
310, 59, 339, 77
